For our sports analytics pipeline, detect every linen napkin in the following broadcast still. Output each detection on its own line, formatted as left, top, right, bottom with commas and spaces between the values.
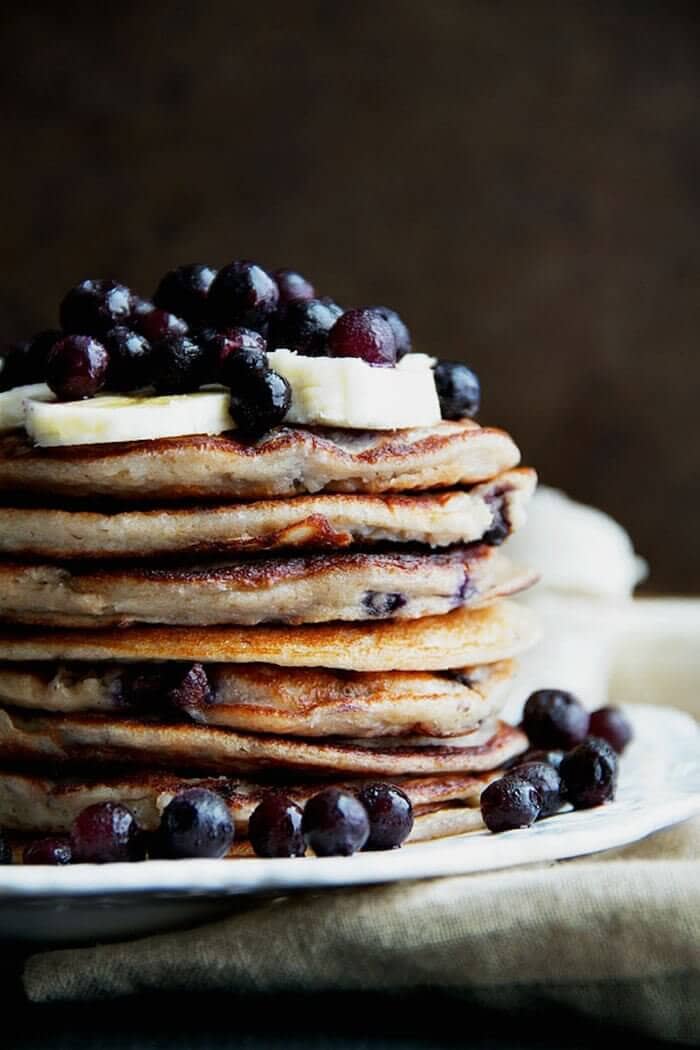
23, 815, 700, 1044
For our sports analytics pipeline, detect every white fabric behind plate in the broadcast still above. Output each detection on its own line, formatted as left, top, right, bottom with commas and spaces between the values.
502, 485, 647, 720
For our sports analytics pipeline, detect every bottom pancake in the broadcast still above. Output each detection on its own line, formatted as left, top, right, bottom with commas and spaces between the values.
0, 705, 527, 775
0, 768, 492, 846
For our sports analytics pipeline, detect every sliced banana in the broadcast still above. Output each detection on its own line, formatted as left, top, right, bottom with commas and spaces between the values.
19, 351, 442, 447
25, 391, 235, 448
268, 349, 440, 429
0, 383, 55, 433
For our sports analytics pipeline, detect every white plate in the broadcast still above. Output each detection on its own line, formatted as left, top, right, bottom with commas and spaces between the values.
1, 704, 698, 944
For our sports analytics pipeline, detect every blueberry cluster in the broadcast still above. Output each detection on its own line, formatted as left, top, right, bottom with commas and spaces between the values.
0, 780, 414, 865
1, 259, 482, 431
480, 692, 633, 833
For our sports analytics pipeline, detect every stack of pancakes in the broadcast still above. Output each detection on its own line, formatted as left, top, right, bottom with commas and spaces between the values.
0, 418, 540, 852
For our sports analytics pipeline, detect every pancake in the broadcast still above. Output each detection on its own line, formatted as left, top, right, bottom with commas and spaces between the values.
0, 768, 492, 843
0, 600, 541, 670
0, 659, 515, 738
0, 469, 536, 560
0, 546, 536, 628
0, 420, 520, 501
0, 706, 527, 775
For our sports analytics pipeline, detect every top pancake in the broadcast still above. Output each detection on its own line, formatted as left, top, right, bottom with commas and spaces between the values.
0, 420, 520, 502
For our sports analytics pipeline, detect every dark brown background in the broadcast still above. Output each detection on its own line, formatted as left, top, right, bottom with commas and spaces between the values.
1, 2, 698, 591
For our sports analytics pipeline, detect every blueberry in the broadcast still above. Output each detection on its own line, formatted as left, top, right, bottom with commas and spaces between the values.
118, 663, 204, 718
362, 591, 407, 617
482, 496, 509, 546
274, 268, 316, 305
0, 831, 11, 864
319, 296, 344, 313
117, 666, 166, 710
131, 296, 156, 321
522, 690, 590, 751
480, 775, 541, 832
164, 663, 213, 714
159, 788, 234, 859
212, 328, 268, 384
23, 836, 73, 865
150, 335, 208, 394
302, 788, 370, 856
357, 783, 414, 850
153, 264, 217, 325
135, 307, 189, 344
219, 344, 269, 389
248, 795, 306, 857
433, 361, 480, 419
71, 802, 145, 863
509, 761, 564, 817
514, 748, 566, 772
103, 327, 152, 391
327, 308, 397, 367
588, 707, 633, 754
230, 369, 291, 439
560, 737, 618, 809
207, 260, 279, 332
369, 307, 412, 359
0, 330, 62, 391
60, 279, 132, 336
46, 335, 109, 401
270, 298, 343, 356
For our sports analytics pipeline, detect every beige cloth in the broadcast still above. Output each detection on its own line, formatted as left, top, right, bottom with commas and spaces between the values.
24, 816, 700, 1043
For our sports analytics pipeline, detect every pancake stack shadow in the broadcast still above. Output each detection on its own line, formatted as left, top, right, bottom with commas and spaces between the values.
0, 419, 541, 853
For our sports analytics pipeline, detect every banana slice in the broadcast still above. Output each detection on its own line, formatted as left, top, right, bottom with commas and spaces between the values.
268, 349, 440, 429
0, 383, 55, 433
25, 391, 235, 448
21, 352, 442, 447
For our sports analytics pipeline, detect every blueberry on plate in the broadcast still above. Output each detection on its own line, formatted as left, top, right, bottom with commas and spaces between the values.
248, 795, 306, 858
513, 748, 566, 772
588, 706, 633, 754
71, 802, 145, 863
158, 788, 234, 859
302, 788, 370, 856
0, 831, 11, 865
357, 783, 414, 850
508, 761, 564, 817
23, 837, 73, 865
560, 737, 618, 809
480, 775, 541, 832
522, 689, 590, 751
